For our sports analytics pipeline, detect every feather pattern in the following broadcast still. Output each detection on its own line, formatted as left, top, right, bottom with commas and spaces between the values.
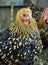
0, 8, 42, 65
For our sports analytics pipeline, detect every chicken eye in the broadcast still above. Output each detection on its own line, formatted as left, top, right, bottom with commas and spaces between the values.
23, 14, 26, 17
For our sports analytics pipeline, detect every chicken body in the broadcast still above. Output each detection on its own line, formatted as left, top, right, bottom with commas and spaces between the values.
0, 8, 42, 65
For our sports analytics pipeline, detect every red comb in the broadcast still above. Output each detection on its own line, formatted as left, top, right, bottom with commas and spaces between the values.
43, 8, 48, 24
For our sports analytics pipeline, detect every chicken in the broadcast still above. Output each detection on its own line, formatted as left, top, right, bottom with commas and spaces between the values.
0, 8, 42, 65
38, 8, 48, 49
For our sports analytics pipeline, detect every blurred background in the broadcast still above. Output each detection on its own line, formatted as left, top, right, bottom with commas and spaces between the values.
0, 0, 48, 31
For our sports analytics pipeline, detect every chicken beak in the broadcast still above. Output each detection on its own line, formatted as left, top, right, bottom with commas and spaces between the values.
44, 16, 48, 24
44, 16, 48, 20
27, 15, 32, 22
29, 15, 33, 21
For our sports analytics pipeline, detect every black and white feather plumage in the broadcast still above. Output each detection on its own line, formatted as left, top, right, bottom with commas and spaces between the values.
0, 8, 42, 65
